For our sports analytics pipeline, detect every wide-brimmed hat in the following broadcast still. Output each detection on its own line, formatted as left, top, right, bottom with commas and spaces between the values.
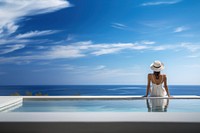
150, 60, 164, 72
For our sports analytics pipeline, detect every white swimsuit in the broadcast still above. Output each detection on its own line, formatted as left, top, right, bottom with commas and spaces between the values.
150, 75, 167, 97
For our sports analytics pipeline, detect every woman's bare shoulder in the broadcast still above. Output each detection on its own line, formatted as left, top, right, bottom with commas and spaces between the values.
161, 74, 167, 78
148, 73, 153, 78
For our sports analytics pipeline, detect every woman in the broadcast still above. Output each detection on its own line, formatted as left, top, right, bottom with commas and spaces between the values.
144, 60, 170, 97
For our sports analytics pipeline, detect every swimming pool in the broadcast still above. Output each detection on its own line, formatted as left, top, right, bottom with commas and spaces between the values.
1, 96, 200, 133
3, 98, 200, 112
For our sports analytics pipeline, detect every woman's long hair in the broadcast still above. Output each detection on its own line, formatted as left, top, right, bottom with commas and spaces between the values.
154, 71, 160, 79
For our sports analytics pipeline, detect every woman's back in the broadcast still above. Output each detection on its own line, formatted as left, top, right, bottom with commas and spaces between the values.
150, 74, 167, 97
150, 74, 164, 85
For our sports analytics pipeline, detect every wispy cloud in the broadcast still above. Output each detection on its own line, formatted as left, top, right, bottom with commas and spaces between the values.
111, 23, 128, 30
0, 0, 70, 38
0, 22, 19, 37
0, 44, 25, 54
0, 41, 149, 63
180, 43, 200, 52
174, 26, 189, 33
90, 43, 148, 55
91, 48, 122, 56
141, 0, 181, 6
16, 30, 59, 39
139, 20, 171, 31
66, 34, 75, 41
1, 40, 200, 64
0, 0, 71, 59
0, 38, 30, 45
44, 41, 148, 57
179, 42, 200, 58
140, 40, 156, 45
45, 45, 86, 59
151, 45, 178, 51
150, 42, 200, 52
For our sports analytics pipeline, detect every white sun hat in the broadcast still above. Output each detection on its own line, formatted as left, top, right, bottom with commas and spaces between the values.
150, 60, 164, 72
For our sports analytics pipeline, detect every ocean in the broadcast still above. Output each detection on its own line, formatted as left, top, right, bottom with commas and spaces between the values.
0, 85, 200, 96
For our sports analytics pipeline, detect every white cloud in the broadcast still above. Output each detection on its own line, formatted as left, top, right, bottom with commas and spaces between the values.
151, 43, 200, 52
73, 40, 93, 45
153, 46, 166, 51
0, 38, 30, 45
0, 22, 19, 37
140, 40, 156, 45
66, 34, 75, 41
152, 45, 174, 51
90, 43, 148, 55
0, 44, 25, 54
111, 23, 127, 30
141, 0, 181, 6
45, 42, 144, 57
174, 26, 188, 33
0, 0, 70, 38
180, 43, 200, 52
16, 30, 59, 39
0, 41, 150, 63
91, 48, 122, 56
139, 20, 171, 32
45, 45, 86, 59
0, 38, 53, 46
2, 40, 200, 64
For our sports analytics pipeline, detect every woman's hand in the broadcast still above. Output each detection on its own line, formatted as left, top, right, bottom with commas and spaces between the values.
168, 95, 173, 98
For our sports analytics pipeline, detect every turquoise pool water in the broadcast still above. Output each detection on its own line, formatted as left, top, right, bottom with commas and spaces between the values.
5, 99, 200, 112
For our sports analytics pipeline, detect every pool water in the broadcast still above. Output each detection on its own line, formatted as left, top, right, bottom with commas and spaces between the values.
5, 99, 200, 112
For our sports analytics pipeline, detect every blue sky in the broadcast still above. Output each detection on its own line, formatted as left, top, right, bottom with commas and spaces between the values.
0, 0, 200, 85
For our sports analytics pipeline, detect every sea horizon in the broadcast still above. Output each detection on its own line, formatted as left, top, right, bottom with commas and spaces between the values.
0, 85, 200, 96
1, 84, 200, 86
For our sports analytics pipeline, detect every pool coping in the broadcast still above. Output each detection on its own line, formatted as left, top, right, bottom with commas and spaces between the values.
22, 95, 200, 99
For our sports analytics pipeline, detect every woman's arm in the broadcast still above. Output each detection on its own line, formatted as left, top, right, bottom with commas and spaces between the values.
164, 75, 170, 97
144, 74, 151, 97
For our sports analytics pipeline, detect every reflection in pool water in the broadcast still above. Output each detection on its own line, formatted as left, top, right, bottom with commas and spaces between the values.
146, 99, 169, 112
3, 98, 200, 112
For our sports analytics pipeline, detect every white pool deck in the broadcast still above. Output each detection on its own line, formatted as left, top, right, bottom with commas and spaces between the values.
0, 96, 22, 112
1, 96, 200, 133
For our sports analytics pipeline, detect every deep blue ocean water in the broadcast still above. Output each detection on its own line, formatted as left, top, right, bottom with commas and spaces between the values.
0, 85, 200, 96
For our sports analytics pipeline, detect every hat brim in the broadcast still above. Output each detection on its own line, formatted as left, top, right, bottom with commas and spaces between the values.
150, 62, 164, 72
